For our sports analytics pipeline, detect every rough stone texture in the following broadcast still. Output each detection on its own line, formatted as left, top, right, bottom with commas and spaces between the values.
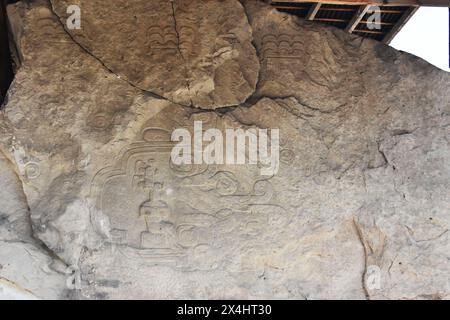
0, 0, 449, 299
50, 0, 260, 109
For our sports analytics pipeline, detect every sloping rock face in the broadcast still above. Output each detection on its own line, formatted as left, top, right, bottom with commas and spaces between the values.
0, 151, 68, 299
0, 0, 449, 299
50, 0, 260, 109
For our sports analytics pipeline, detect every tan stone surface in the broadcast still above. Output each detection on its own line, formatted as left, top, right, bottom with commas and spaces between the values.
0, 0, 449, 299
50, 0, 260, 109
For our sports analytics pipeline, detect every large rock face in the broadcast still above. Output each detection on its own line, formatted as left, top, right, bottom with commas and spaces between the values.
0, 0, 449, 299
50, 0, 260, 109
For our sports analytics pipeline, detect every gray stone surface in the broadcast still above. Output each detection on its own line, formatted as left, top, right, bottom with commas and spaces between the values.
0, 151, 67, 300
0, 0, 449, 299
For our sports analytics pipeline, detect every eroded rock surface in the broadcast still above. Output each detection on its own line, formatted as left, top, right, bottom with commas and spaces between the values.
0, 152, 67, 299
0, 0, 449, 299
50, 0, 260, 109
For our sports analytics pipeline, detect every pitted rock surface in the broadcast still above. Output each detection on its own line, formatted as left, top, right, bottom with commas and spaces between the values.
0, 0, 449, 299
50, 0, 260, 109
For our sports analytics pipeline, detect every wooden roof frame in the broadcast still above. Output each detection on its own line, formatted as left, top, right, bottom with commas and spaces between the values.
269, 0, 449, 44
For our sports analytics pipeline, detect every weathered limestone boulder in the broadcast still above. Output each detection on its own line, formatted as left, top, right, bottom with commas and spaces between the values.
0, 0, 449, 299
0, 152, 67, 299
50, 0, 260, 109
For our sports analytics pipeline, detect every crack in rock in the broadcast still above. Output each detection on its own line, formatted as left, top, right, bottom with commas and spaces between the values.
47, 0, 179, 105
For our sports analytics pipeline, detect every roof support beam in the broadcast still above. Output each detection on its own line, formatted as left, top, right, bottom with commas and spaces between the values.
345, 5, 371, 33
306, 3, 322, 20
382, 6, 419, 44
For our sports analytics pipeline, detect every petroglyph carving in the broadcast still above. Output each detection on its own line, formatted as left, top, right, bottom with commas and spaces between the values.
24, 162, 41, 180
261, 34, 304, 59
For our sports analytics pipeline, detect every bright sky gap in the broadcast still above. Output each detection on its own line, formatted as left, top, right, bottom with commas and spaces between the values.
391, 7, 450, 72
